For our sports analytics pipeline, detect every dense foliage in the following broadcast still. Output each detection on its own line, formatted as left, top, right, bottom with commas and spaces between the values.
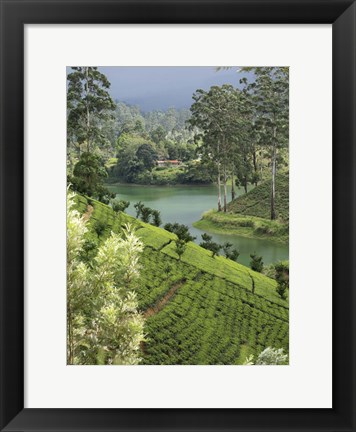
67, 192, 144, 365
199, 233, 221, 257
244, 347, 288, 365
66, 67, 289, 366
250, 253, 264, 273
189, 68, 289, 218
67, 67, 117, 201
274, 261, 289, 300
240, 67, 289, 220
67, 67, 289, 213
73, 194, 289, 365
69, 152, 114, 202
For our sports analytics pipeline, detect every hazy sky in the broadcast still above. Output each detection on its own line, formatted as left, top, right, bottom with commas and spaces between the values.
95, 66, 247, 112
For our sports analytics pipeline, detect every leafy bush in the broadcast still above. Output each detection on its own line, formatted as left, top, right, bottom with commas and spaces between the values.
67, 192, 144, 365
70, 152, 114, 203
222, 242, 240, 261
274, 261, 289, 300
175, 239, 187, 261
200, 233, 221, 258
151, 210, 162, 227
134, 201, 145, 218
244, 347, 288, 365
250, 253, 263, 272
262, 263, 276, 279
141, 206, 152, 223
111, 199, 130, 213
164, 222, 196, 242
79, 238, 98, 264
94, 220, 107, 236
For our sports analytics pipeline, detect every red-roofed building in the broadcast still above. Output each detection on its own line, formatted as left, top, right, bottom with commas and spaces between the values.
156, 160, 182, 168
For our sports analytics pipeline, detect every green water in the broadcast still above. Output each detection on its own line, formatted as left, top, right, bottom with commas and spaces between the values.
106, 183, 289, 266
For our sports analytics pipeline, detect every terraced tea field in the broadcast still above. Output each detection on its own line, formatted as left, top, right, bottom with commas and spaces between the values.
228, 171, 289, 221
74, 194, 289, 365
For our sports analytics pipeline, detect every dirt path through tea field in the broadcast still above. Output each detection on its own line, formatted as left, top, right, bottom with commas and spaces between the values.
143, 279, 186, 318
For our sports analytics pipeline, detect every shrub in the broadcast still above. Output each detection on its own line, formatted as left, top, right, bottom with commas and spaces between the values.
250, 253, 263, 273
151, 210, 162, 227
262, 264, 276, 279
256, 347, 288, 365
134, 201, 145, 218
141, 206, 152, 223
222, 242, 240, 262
200, 233, 221, 258
111, 199, 130, 213
98, 193, 115, 205
175, 239, 187, 261
274, 261, 289, 299
244, 347, 288, 365
67, 192, 144, 365
164, 222, 196, 242
70, 152, 113, 204
164, 264, 172, 274
94, 220, 107, 236
79, 238, 98, 264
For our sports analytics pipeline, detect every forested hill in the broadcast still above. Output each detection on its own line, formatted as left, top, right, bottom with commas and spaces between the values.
228, 172, 289, 221
74, 194, 289, 365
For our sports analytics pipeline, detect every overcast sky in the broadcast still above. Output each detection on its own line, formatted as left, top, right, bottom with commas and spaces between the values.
95, 66, 247, 112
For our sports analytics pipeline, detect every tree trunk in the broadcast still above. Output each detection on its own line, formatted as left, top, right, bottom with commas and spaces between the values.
67, 302, 74, 365
217, 164, 222, 212
223, 166, 227, 212
85, 67, 91, 153
231, 169, 235, 201
253, 149, 258, 186
244, 175, 248, 194
271, 127, 277, 220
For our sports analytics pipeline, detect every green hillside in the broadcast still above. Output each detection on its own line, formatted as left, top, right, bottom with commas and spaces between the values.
194, 171, 289, 243
74, 194, 289, 365
228, 171, 289, 221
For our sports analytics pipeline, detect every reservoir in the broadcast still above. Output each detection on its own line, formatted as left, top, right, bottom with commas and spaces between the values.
107, 183, 289, 267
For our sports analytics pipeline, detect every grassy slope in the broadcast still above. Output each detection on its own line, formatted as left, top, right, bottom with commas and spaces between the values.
194, 211, 289, 244
74, 194, 289, 365
194, 172, 289, 244
228, 171, 289, 220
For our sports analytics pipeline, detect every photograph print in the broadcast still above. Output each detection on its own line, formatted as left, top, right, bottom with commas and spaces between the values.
67, 66, 289, 366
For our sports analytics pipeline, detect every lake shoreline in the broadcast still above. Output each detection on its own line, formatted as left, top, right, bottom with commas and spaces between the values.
106, 181, 215, 188
105, 183, 289, 265
193, 210, 289, 245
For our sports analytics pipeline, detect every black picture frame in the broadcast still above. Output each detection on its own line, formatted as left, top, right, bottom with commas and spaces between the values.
1, 0, 355, 431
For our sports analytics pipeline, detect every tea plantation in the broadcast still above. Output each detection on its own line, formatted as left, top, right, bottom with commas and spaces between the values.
194, 171, 289, 243
74, 194, 289, 365
227, 171, 289, 221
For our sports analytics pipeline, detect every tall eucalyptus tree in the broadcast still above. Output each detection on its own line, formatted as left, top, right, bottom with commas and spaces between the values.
240, 67, 289, 220
67, 67, 115, 154
189, 85, 245, 212
67, 67, 116, 200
